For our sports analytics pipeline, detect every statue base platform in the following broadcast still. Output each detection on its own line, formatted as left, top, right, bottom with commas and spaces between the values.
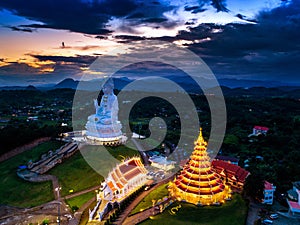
84, 133, 127, 146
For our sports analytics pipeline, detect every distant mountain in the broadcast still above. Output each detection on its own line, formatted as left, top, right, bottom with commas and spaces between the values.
1, 77, 299, 98
218, 78, 286, 88
54, 78, 79, 89
26, 85, 38, 91
0, 86, 28, 90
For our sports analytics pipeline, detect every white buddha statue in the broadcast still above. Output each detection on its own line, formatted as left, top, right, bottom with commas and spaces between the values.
85, 79, 122, 138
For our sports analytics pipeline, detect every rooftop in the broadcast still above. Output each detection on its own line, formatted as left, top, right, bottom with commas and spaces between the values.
264, 181, 275, 191
211, 160, 250, 183
254, 126, 269, 131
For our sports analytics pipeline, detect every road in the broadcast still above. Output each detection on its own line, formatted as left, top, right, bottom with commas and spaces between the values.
64, 185, 101, 200
114, 175, 174, 225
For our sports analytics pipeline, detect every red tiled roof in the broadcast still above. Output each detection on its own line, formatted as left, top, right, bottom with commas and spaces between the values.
254, 126, 269, 131
119, 158, 139, 174
211, 160, 250, 183
124, 167, 142, 180
288, 201, 300, 210
264, 181, 275, 190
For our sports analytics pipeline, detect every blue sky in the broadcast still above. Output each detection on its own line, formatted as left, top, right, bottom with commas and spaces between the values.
0, 0, 299, 86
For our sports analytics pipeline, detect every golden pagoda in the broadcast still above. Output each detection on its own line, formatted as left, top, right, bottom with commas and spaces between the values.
168, 128, 230, 205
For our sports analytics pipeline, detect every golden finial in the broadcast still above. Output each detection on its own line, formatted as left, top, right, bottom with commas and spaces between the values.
195, 127, 207, 146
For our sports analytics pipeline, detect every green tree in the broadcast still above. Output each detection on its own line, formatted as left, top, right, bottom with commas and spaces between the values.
243, 173, 265, 202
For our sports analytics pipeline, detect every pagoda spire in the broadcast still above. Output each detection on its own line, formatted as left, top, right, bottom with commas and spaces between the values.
168, 128, 230, 206
195, 127, 207, 147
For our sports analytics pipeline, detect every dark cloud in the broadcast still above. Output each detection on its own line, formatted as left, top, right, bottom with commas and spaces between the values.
0, 0, 233, 35
114, 35, 145, 43
0, 62, 40, 74
151, 0, 300, 83
184, 0, 228, 14
184, 5, 206, 14
30, 55, 96, 65
235, 14, 257, 23
126, 12, 145, 19
143, 18, 168, 23
211, 0, 228, 12
6, 25, 34, 32
0, 0, 137, 34
95, 35, 108, 40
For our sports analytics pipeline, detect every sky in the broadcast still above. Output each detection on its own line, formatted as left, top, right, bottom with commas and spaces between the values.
0, 0, 299, 86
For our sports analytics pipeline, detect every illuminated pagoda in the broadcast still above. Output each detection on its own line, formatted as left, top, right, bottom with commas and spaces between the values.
168, 128, 231, 205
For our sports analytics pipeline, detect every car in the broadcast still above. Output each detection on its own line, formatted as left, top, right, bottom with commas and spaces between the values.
269, 213, 279, 219
262, 219, 273, 224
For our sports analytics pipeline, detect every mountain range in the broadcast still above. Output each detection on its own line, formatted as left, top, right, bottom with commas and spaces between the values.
0, 77, 300, 98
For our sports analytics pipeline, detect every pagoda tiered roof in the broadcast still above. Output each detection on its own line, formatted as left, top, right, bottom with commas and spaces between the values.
168, 128, 230, 205
212, 160, 250, 184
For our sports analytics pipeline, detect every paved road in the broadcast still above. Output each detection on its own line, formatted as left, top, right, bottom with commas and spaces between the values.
64, 185, 101, 199
123, 206, 160, 225
68, 196, 96, 225
115, 176, 174, 225
113, 186, 156, 225
246, 200, 260, 225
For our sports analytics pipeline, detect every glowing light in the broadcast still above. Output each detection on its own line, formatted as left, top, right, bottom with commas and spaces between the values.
168, 128, 230, 206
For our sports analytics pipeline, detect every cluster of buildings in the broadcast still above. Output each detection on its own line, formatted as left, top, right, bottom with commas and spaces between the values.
82, 82, 294, 222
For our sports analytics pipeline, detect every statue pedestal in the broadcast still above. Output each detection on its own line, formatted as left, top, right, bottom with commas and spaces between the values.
85, 114, 126, 146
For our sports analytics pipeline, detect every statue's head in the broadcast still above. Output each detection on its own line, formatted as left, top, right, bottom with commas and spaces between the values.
102, 79, 114, 95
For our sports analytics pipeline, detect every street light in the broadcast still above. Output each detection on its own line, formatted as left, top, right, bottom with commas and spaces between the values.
55, 187, 62, 225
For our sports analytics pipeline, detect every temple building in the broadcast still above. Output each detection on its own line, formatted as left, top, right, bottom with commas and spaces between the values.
100, 157, 148, 201
148, 155, 175, 171
89, 157, 148, 221
168, 128, 231, 206
211, 159, 250, 191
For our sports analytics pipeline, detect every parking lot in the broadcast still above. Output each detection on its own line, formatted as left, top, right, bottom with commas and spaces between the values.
264, 214, 300, 225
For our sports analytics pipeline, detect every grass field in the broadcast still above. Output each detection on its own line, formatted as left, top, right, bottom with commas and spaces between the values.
49, 151, 104, 196
131, 183, 169, 215
65, 191, 95, 211
106, 145, 140, 161
0, 141, 144, 207
0, 140, 64, 207
50, 145, 138, 196
140, 194, 248, 225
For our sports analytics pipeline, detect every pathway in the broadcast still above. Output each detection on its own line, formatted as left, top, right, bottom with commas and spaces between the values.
64, 185, 101, 200
123, 205, 160, 225
68, 196, 96, 225
114, 176, 174, 225
113, 185, 157, 225
246, 200, 260, 225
